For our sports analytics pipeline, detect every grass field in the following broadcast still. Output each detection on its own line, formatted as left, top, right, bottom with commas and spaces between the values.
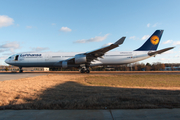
81, 75, 180, 88
0, 74, 180, 109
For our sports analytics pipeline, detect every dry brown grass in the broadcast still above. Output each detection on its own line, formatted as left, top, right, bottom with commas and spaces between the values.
81, 75, 180, 88
0, 74, 180, 109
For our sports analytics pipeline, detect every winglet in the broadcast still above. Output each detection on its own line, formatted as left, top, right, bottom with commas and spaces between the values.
114, 37, 126, 45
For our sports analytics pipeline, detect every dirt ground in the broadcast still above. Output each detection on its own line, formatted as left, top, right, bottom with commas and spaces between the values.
0, 73, 180, 109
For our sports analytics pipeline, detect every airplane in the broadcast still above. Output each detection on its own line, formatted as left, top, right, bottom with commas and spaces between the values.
5, 30, 174, 73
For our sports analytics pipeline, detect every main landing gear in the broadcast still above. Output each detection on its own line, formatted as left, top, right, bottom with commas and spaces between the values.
19, 67, 23, 73
80, 68, 90, 73
79, 64, 90, 73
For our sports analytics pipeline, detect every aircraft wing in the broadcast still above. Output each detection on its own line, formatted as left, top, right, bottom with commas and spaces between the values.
148, 47, 174, 56
83, 37, 126, 63
60, 37, 126, 64
85, 37, 126, 57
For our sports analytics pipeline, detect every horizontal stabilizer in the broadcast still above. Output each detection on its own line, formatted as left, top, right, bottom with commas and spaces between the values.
148, 47, 174, 56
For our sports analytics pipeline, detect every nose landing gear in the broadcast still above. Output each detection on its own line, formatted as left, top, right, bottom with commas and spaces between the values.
19, 67, 23, 73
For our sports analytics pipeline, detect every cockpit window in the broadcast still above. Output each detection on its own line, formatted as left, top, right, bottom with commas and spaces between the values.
8, 57, 12, 59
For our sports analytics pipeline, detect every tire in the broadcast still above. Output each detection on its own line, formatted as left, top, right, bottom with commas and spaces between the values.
19, 70, 23, 73
86, 69, 90, 73
80, 68, 85, 73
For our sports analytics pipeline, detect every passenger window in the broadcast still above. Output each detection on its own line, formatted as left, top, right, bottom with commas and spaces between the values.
15, 55, 19, 61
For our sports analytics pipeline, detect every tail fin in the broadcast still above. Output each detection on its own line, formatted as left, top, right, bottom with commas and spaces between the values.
135, 30, 164, 51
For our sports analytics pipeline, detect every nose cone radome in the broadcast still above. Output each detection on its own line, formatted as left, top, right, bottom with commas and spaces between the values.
5, 59, 9, 64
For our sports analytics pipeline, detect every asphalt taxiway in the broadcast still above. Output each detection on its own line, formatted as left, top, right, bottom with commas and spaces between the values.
1, 71, 180, 81
0, 109, 180, 120
0, 72, 46, 81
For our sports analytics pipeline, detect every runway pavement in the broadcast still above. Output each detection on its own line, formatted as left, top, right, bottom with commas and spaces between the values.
1, 71, 180, 81
0, 109, 180, 120
0, 72, 46, 81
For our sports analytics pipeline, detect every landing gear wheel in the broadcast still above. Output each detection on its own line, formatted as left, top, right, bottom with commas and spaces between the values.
80, 68, 90, 73
19, 67, 23, 73
86, 69, 90, 73
79, 64, 90, 73
80, 68, 85, 73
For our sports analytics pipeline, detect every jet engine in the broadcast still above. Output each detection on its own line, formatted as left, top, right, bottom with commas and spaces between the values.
62, 61, 68, 68
75, 54, 87, 64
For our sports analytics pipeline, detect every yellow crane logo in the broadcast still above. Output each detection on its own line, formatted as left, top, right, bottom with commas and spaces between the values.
150, 35, 159, 45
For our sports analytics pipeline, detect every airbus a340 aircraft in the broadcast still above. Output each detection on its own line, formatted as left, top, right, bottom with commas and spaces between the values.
5, 30, 174, 73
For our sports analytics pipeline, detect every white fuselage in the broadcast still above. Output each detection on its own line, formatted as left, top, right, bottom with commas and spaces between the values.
5, 51, 151, 68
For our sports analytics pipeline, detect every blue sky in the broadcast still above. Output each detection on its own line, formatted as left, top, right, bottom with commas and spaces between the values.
0, 0, 180, 65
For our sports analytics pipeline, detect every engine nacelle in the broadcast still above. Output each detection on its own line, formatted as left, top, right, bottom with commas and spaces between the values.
75, 54, 87, 64
62, 61, 68, 68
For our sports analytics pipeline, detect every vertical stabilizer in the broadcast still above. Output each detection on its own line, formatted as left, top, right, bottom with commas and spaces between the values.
135, 30, 164, 51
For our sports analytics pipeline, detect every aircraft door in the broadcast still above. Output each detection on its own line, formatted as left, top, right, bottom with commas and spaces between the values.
14, 55, 19, 61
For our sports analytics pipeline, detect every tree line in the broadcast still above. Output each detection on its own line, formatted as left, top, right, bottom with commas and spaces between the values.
50, 62, 180, 71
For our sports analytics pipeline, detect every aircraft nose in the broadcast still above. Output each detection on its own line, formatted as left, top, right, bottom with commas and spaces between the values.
5, 59, 9, 64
